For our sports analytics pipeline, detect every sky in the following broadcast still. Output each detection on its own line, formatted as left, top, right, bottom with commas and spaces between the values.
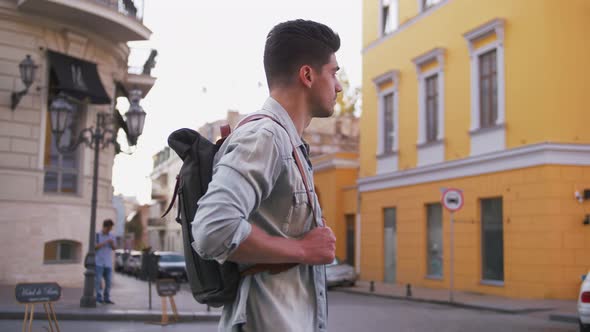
112, 0, 363, 204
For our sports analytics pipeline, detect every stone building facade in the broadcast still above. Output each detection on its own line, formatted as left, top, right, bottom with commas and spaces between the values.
0, 0, 155, 286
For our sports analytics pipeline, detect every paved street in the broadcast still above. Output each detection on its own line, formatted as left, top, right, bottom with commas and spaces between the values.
1, 292, 576, 332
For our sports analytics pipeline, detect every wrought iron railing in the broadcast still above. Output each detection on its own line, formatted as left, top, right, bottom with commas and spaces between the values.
92, 0, 145, 22
127, 48, 158, 75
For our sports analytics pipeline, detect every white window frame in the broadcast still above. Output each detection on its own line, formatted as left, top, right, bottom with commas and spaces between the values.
379, 0, 399, 37
373, 70, 400, 174
464, 18, 506, 156
413, 48, 445, 166
418, 0, 444, 13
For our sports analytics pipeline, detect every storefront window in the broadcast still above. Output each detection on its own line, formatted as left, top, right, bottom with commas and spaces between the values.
426, 203, 443, 277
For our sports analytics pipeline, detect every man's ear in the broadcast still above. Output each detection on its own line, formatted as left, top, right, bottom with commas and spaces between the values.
298, 65, 313, 88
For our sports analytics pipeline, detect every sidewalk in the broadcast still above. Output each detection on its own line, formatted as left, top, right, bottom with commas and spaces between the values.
334, 280, 579, 323
1, 275, 579, 324
0, 273, 221, 322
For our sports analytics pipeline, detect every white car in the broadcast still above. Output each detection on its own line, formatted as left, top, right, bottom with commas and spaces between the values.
326, 258, 357, 288
580, 271, 590, 332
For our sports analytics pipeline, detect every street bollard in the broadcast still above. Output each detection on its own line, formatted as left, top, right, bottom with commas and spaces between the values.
406, 284, 412, 297
369, 281, 375, 292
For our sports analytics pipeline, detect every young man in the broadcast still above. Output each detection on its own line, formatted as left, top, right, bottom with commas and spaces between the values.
192, 20, 342, 332
95, 219, 116, 304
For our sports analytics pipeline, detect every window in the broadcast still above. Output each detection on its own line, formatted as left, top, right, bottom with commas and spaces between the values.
373, 70, 399, 174
464, 18, 506, 156
479, 50, 497, 128
481, 197, 504, 282
345, 214, 355, 266
426, 203, 443, 277
44, 240, 82, 264
380, 0, 398, 36
43, 94, 83, 194
383, 92, 395, 153
425, 75, 439, 142
421, 0, 443, 11
413, 48, 445, 166
383, 207, 397, 283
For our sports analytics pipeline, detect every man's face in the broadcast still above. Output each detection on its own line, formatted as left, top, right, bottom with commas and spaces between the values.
104, 225, 113, 233
309, 54, 342, 118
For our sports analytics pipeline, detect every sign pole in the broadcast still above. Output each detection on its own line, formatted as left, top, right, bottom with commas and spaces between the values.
148, 280, 152, 310
441, 188, 463, 304
449, 211, 455, 303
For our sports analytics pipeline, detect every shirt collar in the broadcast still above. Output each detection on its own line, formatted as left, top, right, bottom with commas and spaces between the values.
260, 97, 305, 148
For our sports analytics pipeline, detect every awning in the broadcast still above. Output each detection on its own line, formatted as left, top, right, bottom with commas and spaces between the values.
47, 51, 111, 105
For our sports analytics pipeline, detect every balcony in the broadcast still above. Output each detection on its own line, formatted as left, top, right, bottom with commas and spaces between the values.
17, 0, 151, 42
121, 48, 157, 97
151, 181, 167, 200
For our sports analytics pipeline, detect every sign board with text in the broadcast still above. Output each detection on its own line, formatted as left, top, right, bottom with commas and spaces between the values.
156, 279, 179, 297
15, 283, 61, 303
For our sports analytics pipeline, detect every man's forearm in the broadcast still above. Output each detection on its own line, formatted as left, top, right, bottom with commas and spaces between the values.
227, 224, 304, 264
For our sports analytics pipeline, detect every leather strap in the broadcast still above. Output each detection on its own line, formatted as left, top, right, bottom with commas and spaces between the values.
220, 124, 231, 138
161, 175, 180, 218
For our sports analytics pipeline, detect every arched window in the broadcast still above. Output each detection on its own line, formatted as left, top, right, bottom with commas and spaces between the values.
43, 240, 82, 264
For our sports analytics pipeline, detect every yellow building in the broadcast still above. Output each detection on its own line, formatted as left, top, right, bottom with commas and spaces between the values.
359, 0, 590, 299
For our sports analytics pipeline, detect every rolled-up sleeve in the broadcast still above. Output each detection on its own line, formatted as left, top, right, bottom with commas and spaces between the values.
191, 126, 283, 264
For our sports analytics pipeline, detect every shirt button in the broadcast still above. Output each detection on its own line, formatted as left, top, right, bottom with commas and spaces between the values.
319, 291, 323, 297
319, 324, 324, 329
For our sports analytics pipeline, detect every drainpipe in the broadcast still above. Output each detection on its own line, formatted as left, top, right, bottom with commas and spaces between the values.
355, 185, 362, 275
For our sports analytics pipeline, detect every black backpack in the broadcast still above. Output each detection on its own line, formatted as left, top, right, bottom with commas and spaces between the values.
162, 115, 317, 307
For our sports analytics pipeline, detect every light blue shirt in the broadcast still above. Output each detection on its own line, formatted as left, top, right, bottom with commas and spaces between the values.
192, 97, 328, 332
95, 232, 115, 268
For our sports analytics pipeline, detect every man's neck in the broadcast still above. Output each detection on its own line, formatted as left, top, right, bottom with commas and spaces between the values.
270, 89, 311, 136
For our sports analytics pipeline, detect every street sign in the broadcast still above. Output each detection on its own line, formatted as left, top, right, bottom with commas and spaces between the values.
156, 279, 179, 297
441, 188, 464, 212
15, 283, 61, 303
148, 279, 179, 326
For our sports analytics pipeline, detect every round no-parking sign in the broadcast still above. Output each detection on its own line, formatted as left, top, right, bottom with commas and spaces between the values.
441, 188, 464, 212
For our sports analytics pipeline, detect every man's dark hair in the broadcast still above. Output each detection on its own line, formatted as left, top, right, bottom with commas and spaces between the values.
264, 19, 340, 88
103, 219, 114, 227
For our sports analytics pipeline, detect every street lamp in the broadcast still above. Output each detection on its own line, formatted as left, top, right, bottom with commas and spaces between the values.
11, 54, 38, 110
48, 90, 147, 308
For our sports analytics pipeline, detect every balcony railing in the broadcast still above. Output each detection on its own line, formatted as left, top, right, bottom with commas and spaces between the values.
127, 48, 158, 75
93, 0, 144, 22
147, 218, 165, 227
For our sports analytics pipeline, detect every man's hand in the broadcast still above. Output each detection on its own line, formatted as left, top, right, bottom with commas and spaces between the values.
298, 226, 336, 265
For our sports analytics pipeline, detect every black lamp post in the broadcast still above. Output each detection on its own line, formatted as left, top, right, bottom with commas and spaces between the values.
48, 90, 146, 308
11, 54, 38, 110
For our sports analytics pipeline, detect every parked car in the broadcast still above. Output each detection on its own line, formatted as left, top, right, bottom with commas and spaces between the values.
123, 250, 141, 276
154, 251, 187, 282
579, 271, 590, 332
326, 257, 357, 288
114, 249, 125, 272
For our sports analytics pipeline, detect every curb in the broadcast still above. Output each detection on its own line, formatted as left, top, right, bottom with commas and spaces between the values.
548, 313, 579, 324
0, 310, 221, 322
334, 288, 554, 315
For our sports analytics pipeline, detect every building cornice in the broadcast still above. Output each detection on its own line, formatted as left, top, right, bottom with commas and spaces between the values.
313, 157, 359, 172
362, 0, 451, 54
358, 143, 590, 192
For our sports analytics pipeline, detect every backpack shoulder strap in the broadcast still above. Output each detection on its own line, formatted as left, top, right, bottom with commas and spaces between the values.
236, 114, 320, 228
161, 175, 180, 218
